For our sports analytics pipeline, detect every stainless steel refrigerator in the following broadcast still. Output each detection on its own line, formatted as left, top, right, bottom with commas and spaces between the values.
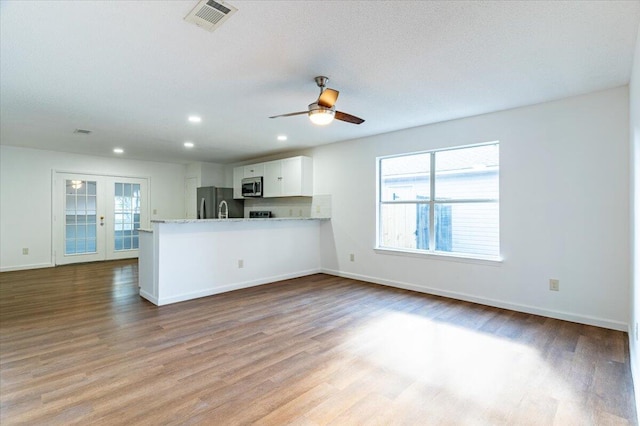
196, 187, 244, 219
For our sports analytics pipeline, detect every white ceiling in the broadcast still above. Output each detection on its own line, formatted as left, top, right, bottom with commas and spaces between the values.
1, 1, 639, 164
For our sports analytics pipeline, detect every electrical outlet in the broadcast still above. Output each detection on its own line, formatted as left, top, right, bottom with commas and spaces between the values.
289, 209, 293, 216
153, 209, 158, 215
22, 248, 28, 255
316, 205, 321, 213
350, 253, 355, 262
298, 209, 302, 217
238, 259, 244, 268
549, 279, 559, 291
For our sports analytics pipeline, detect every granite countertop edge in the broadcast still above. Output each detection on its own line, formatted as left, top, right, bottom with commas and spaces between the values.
150, 217, 331, 224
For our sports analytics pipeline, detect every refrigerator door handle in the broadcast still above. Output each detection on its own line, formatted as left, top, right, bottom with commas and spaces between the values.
199, 197, 206, 219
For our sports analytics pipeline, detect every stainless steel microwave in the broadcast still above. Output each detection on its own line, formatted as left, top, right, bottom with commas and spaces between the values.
241, 176, 263, 197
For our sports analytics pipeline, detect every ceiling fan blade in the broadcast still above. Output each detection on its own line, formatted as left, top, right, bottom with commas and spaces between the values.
335, 111, 365, 125
318, 88, 339, 108
269, 111, 308, 119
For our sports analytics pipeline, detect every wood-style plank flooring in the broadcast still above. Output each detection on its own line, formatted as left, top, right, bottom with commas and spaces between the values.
0, 260, 636, 425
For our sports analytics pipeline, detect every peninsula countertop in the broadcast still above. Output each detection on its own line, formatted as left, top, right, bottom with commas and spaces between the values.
150, 217, 330, 224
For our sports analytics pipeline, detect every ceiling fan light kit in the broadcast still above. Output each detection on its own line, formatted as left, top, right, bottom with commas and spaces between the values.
269, 76, 364, 126
308, 103, 335, 125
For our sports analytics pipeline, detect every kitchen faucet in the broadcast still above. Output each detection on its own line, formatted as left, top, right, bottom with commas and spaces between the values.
218, 200, 228, 219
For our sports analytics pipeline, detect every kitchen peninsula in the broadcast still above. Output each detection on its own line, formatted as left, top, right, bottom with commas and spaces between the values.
138, 217, 326, 306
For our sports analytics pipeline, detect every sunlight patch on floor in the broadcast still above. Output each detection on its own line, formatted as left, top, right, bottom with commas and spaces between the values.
345, 311, 587, 422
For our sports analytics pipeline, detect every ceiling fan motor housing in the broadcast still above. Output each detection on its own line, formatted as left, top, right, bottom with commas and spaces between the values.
308, 102, 335, 113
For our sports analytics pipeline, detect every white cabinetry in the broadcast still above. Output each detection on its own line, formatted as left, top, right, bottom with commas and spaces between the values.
282, 157, 305, 196
244, 163, 264, 178
233, 167, 244, 199
233, 156, 312, 199
263, 161, 282, 198
233, 163, 267, 199
263, 156, 312, 197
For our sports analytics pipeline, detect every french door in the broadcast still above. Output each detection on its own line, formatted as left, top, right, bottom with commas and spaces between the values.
55, 172, 149, 265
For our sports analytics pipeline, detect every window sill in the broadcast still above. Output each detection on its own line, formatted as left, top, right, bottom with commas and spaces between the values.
374, 247, 503, 266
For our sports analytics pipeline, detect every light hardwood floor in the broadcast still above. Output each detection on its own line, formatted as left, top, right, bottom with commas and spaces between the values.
0, 260, 636, 425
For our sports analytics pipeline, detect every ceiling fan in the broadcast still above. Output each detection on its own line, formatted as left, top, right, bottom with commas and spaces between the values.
269, 76, 365, 126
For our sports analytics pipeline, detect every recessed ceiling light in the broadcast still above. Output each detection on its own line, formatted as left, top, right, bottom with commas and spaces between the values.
113, 148, 124, 154
188, 116, 202, 123
184, 141, 195, 148
277, 135, 287, 141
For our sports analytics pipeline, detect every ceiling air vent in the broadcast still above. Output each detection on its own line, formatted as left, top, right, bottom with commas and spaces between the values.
73, 129, 92, 135
184, 0, 237, 32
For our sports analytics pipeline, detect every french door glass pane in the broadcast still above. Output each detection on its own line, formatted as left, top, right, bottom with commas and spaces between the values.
87, 181, 96, 195
87, 196, 96, 212
66, 195, 75, 211
114, 182, 141, 251
64, 179, 98, 255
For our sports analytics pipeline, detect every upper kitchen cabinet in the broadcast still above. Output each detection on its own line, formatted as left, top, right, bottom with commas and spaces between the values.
234, 156, 312, 199
244, 164, 264, 178
233, 163, 267, 198
263, 156, 312, 198
233, 167, 243, 199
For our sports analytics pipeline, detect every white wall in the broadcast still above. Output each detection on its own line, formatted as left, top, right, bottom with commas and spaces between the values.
186, 161, 227, 188
244, 197, 312, 218
200, 162, 226, 187
629, 23, 640, 420
0, 145, 186, 271
307, 87, 630, 331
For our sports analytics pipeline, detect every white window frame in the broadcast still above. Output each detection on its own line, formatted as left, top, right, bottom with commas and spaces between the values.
375, 142, 501, 263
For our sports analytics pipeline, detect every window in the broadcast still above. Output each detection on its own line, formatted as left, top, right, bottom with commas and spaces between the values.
377, 143, 499, 260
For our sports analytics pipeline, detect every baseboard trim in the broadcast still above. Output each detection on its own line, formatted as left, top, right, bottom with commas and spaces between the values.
139, 289, 159, 305
321, 269, 628, 332
1, 263, 54, 272
155, 268, 322, 306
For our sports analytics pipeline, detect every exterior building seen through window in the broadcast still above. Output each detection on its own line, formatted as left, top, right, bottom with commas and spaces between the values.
378, 143, 499, 259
